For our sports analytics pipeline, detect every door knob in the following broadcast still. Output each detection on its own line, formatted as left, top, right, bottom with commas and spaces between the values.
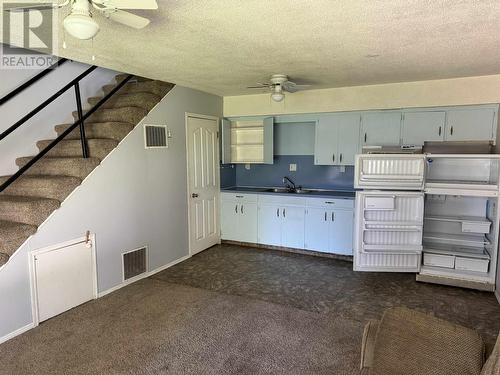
191, 193, 199, 198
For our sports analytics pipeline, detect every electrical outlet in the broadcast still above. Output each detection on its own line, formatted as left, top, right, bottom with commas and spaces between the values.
339, 166, 346, 173
245, 164, 251, 170
289, 163, 297, 172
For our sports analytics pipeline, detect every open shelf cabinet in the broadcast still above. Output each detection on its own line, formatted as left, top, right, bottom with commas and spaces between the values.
221, 118, 274, 164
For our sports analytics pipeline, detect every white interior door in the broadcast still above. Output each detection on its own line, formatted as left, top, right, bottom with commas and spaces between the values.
34, 239, 96, 323
187, 115, 220, 255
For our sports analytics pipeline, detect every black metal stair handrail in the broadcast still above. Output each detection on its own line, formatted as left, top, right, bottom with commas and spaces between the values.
0, 58, 68, 106
0, 65, 98, 141
0, 66, 133, 193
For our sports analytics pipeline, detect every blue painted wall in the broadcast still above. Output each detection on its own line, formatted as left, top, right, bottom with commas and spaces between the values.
220, 164, 236, 188
234, 155, 354, 190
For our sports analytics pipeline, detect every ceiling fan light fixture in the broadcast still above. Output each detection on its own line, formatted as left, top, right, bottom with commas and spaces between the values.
271, 92, 285, 102
63, 13, 100, 40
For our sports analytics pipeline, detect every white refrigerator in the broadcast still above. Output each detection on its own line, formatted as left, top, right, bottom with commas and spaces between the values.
353, 153, 500, 291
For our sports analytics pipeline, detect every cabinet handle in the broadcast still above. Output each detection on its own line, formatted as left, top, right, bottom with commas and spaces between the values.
241, 205, 244, 214
332, 153, 335, 163
364, 133, 367, 143
235, 204, 238, 213
324, 212, 327, 221
340, 153, 343, 163
332, 212, 335, 221
450, 126, 454, 136
438, 126, 442, 136
277, 208, 279, 217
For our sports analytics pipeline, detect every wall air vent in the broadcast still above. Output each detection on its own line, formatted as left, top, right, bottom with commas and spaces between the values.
144, 124, 168, 148
122, 247, 148, 281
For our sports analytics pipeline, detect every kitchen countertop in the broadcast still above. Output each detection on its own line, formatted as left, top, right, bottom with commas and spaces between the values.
221, 186, 356, 199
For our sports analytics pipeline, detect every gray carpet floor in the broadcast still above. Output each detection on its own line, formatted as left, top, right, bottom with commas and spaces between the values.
0, 279, 362, 375
1, 243, 499, 374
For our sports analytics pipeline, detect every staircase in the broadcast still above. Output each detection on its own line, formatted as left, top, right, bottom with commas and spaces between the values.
0, 74, 173, 267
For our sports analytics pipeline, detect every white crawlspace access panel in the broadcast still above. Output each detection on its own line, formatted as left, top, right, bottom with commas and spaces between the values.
354, 191, 424, 272
32, 239, 96, 323
354, 154, 425, 190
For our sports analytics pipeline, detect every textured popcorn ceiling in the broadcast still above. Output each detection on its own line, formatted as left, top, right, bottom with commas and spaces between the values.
3, 0, 500, 95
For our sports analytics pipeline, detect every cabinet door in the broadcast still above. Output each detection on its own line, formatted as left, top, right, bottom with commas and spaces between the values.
238, 203, 258, 243
402, 111, 445, 145
330, 209, 354, 255
304, 207, 330, 252
337, 114, 361, 165
361, 112, 402, 146
220, 200, 239, 241
281, 206, 305, 249
221, 118, 232, 164
257, 204, 282, 246
446, 108, 495, 141
314, 116, 338, 165
263, 117, 274, 164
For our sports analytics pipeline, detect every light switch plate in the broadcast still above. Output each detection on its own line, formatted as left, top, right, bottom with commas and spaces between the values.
289, 163, 297, 172
245, 164, 251, 170
339, 166, 346, 173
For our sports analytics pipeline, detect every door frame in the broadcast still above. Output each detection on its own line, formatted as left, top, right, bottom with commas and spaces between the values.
185, 112, 221, 256
28, 234, 97, 327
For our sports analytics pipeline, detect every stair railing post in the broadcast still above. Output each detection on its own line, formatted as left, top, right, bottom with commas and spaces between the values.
74, 82, 88, 158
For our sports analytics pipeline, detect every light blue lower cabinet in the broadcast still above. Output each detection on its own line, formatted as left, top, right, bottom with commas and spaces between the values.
221, 193, 353, 255
304, 207, 354, 255
220, 193, 258, 243
257, 204, 282, 246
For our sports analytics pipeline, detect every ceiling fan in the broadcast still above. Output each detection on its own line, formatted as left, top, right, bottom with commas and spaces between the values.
247, 74, 311, 102
5, 0, 158, 40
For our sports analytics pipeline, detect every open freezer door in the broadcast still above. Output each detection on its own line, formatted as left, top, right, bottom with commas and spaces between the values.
354, 154, 425, 190
354, 191, 424, 272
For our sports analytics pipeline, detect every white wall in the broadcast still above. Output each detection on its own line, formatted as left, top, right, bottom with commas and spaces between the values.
0, 61, 118, 175
223, 74, 500, 117
0, 85, 222, 341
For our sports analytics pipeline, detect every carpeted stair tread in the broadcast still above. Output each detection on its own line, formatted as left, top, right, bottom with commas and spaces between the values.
0, 220, 37, 258
102, 81, 174, 97
36, 138, 119, 160
72, 107, 147, 124
0, 195, 60, 226
16, 156, 101, 180
0, 175, 81, 201
54, 122, 134, 141
87, 92, 161, 111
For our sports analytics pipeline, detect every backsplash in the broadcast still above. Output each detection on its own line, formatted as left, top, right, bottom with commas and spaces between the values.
230, 155, 354, 190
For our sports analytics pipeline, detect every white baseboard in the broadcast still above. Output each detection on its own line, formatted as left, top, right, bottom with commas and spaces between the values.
98, 254, 190, 298
0, 322, 35, 345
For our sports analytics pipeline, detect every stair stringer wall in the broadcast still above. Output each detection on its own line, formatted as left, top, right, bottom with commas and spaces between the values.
0, 85, 223, 341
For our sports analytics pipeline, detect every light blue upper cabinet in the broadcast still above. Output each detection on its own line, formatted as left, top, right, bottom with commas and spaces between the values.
402, 111, 446, 146
445, 108, 496, 142
314, 113, 360, 165
361, 112, 402, 146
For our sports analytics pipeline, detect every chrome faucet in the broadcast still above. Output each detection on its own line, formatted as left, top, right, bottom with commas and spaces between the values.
283, 176, 296, 190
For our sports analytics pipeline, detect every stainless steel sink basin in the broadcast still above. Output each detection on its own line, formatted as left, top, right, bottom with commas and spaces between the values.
266, 188, 291, 193
265, 188, 311, 194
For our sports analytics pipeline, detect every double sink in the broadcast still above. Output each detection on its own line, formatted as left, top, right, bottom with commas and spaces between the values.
264, 187, 311, 194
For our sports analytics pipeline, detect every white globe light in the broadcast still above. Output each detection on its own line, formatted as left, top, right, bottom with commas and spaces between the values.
271, 92, 284, 102
63, 13, 99, 40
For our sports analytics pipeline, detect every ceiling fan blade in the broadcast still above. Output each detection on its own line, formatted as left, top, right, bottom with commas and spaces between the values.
282, 82, 311, 93
4, 3, 59, 11
107, 10, 150, 29
92, 0, 158, 10
247, 85, 271, 89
